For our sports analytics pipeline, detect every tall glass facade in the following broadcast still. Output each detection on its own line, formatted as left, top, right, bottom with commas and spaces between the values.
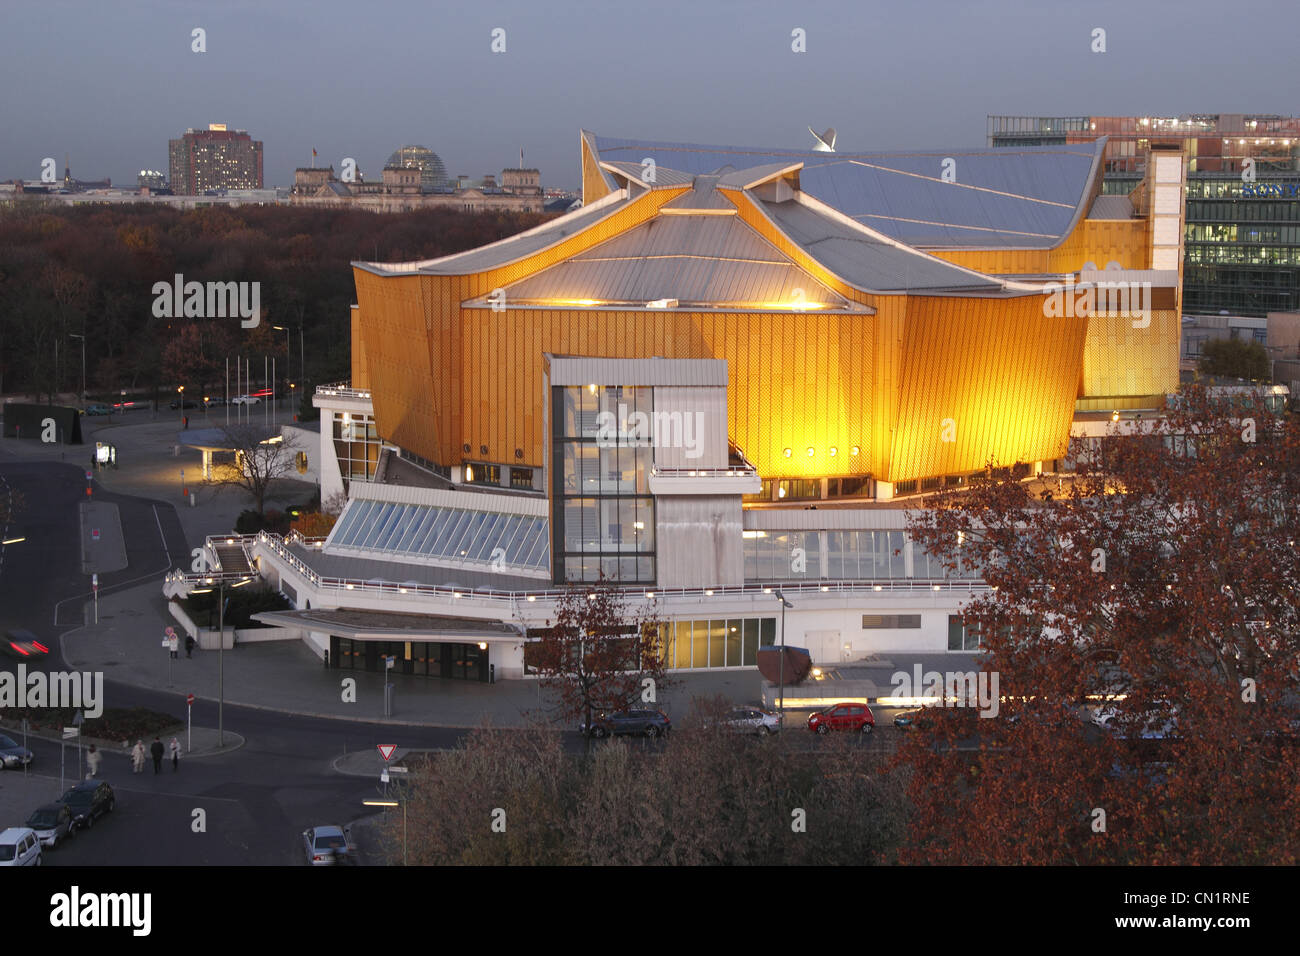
552, 385, 656, 583
1102, 173, 1300, 315
332, 411, 381, 491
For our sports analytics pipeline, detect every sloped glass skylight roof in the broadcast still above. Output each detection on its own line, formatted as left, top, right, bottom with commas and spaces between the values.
327, 499, 550, 573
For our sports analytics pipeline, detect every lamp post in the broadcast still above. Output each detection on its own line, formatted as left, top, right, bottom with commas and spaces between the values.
68, 333, 86, 404
190, 573, 252, 747
775, 589, 793, 718
363, 799, 406, 865
272, 325, 291, 395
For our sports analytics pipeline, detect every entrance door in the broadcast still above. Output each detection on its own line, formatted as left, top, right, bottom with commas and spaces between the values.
805, 630, 842, 665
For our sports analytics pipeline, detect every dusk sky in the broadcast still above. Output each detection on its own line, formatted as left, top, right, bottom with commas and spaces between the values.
2, 0, 1296, 190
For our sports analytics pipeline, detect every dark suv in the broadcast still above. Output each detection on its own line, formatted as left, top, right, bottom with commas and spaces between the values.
57, 781, 115, 830
581, 709, 672, 739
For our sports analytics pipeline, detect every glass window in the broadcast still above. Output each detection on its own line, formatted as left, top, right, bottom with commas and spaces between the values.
725, 620, 742, 667
742, 619, 760, 665
708, 620, 727, 668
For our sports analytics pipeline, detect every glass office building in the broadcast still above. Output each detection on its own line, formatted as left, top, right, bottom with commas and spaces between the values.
992, 114, 1300, 316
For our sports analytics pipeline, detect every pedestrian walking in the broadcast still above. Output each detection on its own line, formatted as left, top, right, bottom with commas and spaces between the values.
185, 634, 195, 658
131, 740, 146, 774
86, 744, 101, 779
169, 737, 180, 772
183, 414, 189, 429
150, 737, 164, 774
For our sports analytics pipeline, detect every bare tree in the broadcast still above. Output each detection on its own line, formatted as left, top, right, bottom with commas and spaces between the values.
208, 424, 303, 515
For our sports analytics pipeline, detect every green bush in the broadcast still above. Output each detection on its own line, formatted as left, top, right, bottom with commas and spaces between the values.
234, 509, 265, 534
183, 585, 290, 629
1, 706, 181, 744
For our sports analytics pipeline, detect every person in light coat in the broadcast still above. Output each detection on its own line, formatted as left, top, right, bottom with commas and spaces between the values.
86, 744, 101, 778
169, 737, 181, 772
131, 739, 146, 773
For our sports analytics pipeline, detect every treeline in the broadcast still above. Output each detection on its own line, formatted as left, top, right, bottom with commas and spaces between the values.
376, 721, 910, 866
0, 202, 552, 404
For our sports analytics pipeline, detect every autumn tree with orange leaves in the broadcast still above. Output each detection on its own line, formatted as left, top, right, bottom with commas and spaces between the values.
900, 384, 1300, 865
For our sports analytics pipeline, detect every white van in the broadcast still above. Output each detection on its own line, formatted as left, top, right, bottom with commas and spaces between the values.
0, 827, 42, 866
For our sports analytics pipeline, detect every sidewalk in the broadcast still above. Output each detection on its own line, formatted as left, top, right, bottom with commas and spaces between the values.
63, 580, 769, 729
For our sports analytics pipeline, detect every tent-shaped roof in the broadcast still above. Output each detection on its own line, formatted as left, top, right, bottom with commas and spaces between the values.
588, 132, 1107, 251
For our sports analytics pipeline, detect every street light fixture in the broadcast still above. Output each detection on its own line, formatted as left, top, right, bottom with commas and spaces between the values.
775, 589, 794, 718
188, 572, 252, 747
68, 333, 86, 404
363, 799, 406, 865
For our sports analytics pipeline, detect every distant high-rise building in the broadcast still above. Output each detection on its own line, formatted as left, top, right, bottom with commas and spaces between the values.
168, 124, 264, 195
990, 114, 1300, 316
137, 169, 166, 191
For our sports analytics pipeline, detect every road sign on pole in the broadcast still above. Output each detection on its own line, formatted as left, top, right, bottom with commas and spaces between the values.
377, 744, 396, 761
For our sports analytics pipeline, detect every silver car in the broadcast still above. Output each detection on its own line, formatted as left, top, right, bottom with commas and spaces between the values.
303, 825, 354, 865
25, 804, 75, 849
721, 707, 783, 736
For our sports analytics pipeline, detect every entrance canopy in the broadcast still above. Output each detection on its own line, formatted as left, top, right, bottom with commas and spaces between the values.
252, 607, 520, 643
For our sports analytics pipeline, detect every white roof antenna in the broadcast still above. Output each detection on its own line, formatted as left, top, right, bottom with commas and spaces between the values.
809, 127, 837, 152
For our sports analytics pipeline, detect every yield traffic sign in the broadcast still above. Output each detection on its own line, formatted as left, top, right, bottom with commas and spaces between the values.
377, 744, 396, 762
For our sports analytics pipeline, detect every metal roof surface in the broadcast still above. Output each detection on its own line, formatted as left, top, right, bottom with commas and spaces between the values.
499, 210, 849, 306
757, 196, 1016, 294
590, 133, 1106, 250
353, 188, 631, 276
1088, 194, 1135, 220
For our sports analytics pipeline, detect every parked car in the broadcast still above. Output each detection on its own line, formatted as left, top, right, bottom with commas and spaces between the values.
808, 702, 875, 734
25, 804, 75, 849
83, 404, 110, 416
0, 734, 33, 769
716, 706, 783, 735
303, 825, 354, 865
893, 707, 939, 731
205, 396, 228, 406
231, 394, 261, 405
0, 828, 41, 866
169, 399, 199, 410
57, 780, 115, 830
2, 629, 48, 661
581, 709, 672, 738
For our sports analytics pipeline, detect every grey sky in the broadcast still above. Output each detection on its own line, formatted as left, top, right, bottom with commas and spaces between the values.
1, 0, 1295, 191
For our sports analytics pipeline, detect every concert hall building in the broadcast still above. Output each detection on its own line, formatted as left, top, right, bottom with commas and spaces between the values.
173, 130, 1186, 682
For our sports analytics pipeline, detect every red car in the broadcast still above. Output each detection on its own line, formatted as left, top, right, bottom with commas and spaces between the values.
808, 703, 875, 735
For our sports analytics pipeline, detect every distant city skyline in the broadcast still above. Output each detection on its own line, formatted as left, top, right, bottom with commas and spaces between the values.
2, 0, 1298, 190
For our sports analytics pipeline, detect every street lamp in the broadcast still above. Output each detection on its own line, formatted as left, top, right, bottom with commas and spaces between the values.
775, 589, 794, 718
272, 325, 291, 394
189, 573, 252, 747
68, 333, 86, 404
363, 799, 406, 865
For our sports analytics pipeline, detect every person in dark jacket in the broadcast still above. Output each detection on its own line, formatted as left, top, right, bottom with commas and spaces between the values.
150, 737, 164, 774
185, 634, 195, 658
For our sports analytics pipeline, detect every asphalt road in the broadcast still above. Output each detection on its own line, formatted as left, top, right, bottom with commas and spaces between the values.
0, 460, 478, 865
